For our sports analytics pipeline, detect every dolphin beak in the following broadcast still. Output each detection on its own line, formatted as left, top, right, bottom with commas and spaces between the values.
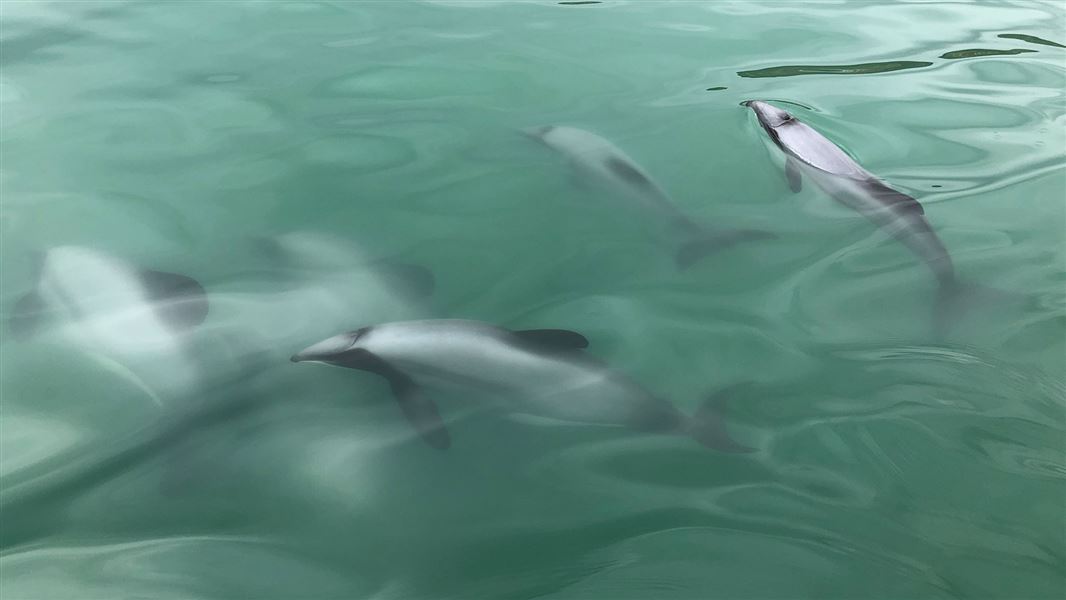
291, 333, 354, 363
740, 100, 753, 107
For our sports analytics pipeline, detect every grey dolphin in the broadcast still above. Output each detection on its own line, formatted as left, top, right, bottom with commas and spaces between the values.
526, 125, 774, 267
292, 319, 751, 452
743, 100, 988, 329
9, 246, 209, 400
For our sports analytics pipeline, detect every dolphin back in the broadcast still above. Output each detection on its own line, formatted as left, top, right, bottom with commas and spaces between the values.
776, 121, 869, 180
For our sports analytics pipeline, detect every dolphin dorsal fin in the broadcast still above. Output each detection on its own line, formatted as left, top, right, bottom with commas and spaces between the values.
604, 157, 652, 189
138, 269, 209, 329
862, 180, 925, 216
513, 329, 589, 351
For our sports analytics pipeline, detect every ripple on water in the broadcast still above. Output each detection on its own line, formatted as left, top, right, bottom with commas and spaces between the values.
201, 73, 243, 84
42, 104, 205, 163
300, 134, 418, 171
0, 415, 84, 481
0, 536, 364, 599
317, 65, 512, 101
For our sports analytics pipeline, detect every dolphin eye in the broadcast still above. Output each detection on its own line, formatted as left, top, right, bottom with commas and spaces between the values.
781, 114, 793, 122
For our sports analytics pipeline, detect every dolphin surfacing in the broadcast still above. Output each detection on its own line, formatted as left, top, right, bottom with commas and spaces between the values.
743, 100, 996, 331
526, 125, 775, 268
292, 319, 752, 452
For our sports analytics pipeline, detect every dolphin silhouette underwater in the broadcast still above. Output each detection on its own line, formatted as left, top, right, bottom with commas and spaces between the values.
526, 125, 775, 268
9, 245, 210, 401
292, 319, 752, 452
743, 100, 1001, 330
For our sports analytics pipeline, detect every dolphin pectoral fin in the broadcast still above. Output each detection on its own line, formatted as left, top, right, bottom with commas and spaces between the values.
862, 179, 925, 215
9, 292, 45, 340
387, 374, 451, 450
513, 329, 590, 351
785, 156, 803, 193
370, 260, 436, 298
688, 383, 755, 453
675, 229, 777, 269
138, 269, 209, 329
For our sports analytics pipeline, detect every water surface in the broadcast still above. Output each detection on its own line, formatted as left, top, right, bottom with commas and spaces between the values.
1, 2, 1064, 599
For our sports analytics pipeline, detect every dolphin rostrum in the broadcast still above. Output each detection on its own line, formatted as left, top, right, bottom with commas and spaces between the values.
743, 100, 991, 329
526, 125, 774, 268
292, 319, 751, 452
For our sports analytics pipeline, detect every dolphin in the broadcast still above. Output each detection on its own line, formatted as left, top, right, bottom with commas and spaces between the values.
291, 319, 751, 452
9, 246, 209, 399
743, 100, 989, 330
525, 125, 774, 268
204, 231, 436, 362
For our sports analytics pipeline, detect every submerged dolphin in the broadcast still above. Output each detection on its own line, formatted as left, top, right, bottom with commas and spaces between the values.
9, 246, 209, 398
292, 319, 751, 452
526, 125, 774, 267
743, 100, 987, 329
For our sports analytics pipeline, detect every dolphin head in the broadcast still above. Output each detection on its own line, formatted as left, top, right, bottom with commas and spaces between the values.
291, 327, 376, 370
742, 100, 795, 129
521, 125, 555, 143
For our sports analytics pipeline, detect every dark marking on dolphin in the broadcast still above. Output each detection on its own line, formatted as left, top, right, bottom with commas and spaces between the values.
861, 179, 925, 216
605, 156, 653, 189
514, 329, 589, 352
10, 257, 209, 339
139, 269, 210, 329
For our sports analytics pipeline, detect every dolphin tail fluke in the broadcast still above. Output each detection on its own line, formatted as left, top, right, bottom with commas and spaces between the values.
675, 229, 777, 269
687, 384, 755, 453
933, 279, 1022, 337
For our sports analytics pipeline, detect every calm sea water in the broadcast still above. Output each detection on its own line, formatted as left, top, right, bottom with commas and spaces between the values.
2, 1, 1064, 599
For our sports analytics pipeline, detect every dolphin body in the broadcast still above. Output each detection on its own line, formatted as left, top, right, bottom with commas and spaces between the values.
9, 246, 210, 399
526, 125, 774, 268
204, 231, 435, 364
292, 319, 751, 452
743, 100, 981, 329
4, 238, 437, 502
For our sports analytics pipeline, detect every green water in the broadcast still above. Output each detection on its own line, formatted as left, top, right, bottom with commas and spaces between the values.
2, 1, 1065, 598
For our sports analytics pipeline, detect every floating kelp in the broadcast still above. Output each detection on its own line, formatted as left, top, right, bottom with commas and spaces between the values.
737, 60, 932, 78
940, 48, 1037, 59
998, 33, 1065, 48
